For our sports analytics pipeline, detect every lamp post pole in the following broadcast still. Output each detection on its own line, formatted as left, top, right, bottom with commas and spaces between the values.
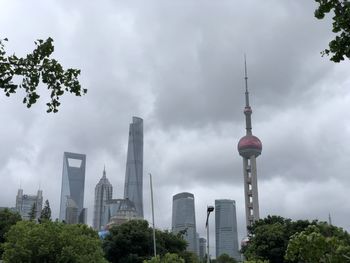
206, 206, 214, 263
149, 173, 156, 257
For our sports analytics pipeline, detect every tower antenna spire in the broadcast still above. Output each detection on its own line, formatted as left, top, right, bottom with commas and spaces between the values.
244, 54, 250, 107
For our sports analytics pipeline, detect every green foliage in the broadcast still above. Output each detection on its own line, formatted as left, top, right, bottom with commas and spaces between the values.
285, 223, 350, 263
242, 215, 316, 263
215, 253, 238, 263
244, 260, 269, 263
179, 251, 199, 263
40, 199, 52, 221
0, 37, 85, 112
2, 220, 107, 263
144, 253, 185, 263
103, 220, 187, 263
28, 202, 37, 221
0, 208, 21, 257
314, 0, 350, 62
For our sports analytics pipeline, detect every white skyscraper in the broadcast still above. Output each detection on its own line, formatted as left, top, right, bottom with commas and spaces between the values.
172, 192, 198, 254
215, 199, 240, 260
16, 189, 43, 220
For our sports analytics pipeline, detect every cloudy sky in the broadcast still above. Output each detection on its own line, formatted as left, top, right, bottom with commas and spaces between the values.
1, 0, 350, 257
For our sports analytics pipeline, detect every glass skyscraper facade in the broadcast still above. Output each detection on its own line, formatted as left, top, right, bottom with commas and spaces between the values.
93, 167, 113, 230
59, 152, 87, 224
172, 192, 198, 254
124, 117, 144, 218
16, 189, 43, 220
215, 199, 240, 260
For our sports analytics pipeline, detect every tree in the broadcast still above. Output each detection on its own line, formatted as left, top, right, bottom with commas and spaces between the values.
40, 199, 52, 221
28, 202, 37, 221
102, 220, 187, 263
144, 253, 185, 263
242, 215, 316, 263
214, 253, 238, 263
0, 37, 85, 112
314, 0, 350, 62
2, 220, 107, 263
0, 208, 21, 257
285, 223, 350, 263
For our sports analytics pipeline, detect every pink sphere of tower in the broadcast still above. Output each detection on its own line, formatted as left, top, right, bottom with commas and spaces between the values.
237, 135, 262, 158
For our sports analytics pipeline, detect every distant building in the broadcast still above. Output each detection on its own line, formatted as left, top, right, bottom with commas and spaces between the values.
15, 189, 43, 220
93, 167, 113, 230
215, 199, 240, 260
199, 237, 207, 261
172, 192, 198, 254
124, 117, 144, 218
65, 197, 78, 224
102, 198, 139, 229
59, 152, 87, 224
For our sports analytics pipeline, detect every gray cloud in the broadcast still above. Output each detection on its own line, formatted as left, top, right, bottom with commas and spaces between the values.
1, 0, 350, 258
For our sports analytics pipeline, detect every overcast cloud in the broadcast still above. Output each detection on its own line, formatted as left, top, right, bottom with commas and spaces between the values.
1, 0, 350, 257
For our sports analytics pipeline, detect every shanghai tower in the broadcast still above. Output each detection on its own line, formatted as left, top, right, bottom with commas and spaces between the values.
124, 117, 144, 218
237, 59, 262, 229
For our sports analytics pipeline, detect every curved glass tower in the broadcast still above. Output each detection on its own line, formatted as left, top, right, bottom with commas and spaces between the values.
124, 117, 144, 218
172, 192, 198, 254
59, 152, 87, 224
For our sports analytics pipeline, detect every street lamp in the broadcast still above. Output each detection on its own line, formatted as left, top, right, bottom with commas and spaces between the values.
206, 206, 214, 263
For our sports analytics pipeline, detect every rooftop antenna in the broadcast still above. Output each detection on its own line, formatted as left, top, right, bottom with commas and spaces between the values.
244, 54, 250, 107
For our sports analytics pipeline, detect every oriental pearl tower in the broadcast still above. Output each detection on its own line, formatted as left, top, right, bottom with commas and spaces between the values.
237, 59, 262, 230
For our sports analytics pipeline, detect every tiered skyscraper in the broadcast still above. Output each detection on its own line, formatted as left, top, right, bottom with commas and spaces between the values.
15, 189, 43, 220
172, 192, 198, 254
93, 167, 113, 230
59, 152, 87, 224
124, 117, 144, 218
215, 199, 240, 260
237, 60, 262, 229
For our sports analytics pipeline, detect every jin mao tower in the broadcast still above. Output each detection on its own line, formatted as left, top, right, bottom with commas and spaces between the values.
237, 60, 262, 229
93, 167, 113, 230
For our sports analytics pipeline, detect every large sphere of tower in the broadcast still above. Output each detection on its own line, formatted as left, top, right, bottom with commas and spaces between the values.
238, 135, 262, 158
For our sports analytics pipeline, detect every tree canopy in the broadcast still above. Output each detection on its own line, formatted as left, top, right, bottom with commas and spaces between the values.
0, 37, 85, 112
212, 253, 238, 263
0, 208, 21, 257
102, 220, 187, 263
314, 0, 350, 62
242, 215, 316, 263
285, 223, 350, 263
2, 221, 107, 263
144, 253, 185, 263
40, 199, 52, 221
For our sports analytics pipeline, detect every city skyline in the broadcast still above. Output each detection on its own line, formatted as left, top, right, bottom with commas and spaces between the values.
1, 0, 350, 259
